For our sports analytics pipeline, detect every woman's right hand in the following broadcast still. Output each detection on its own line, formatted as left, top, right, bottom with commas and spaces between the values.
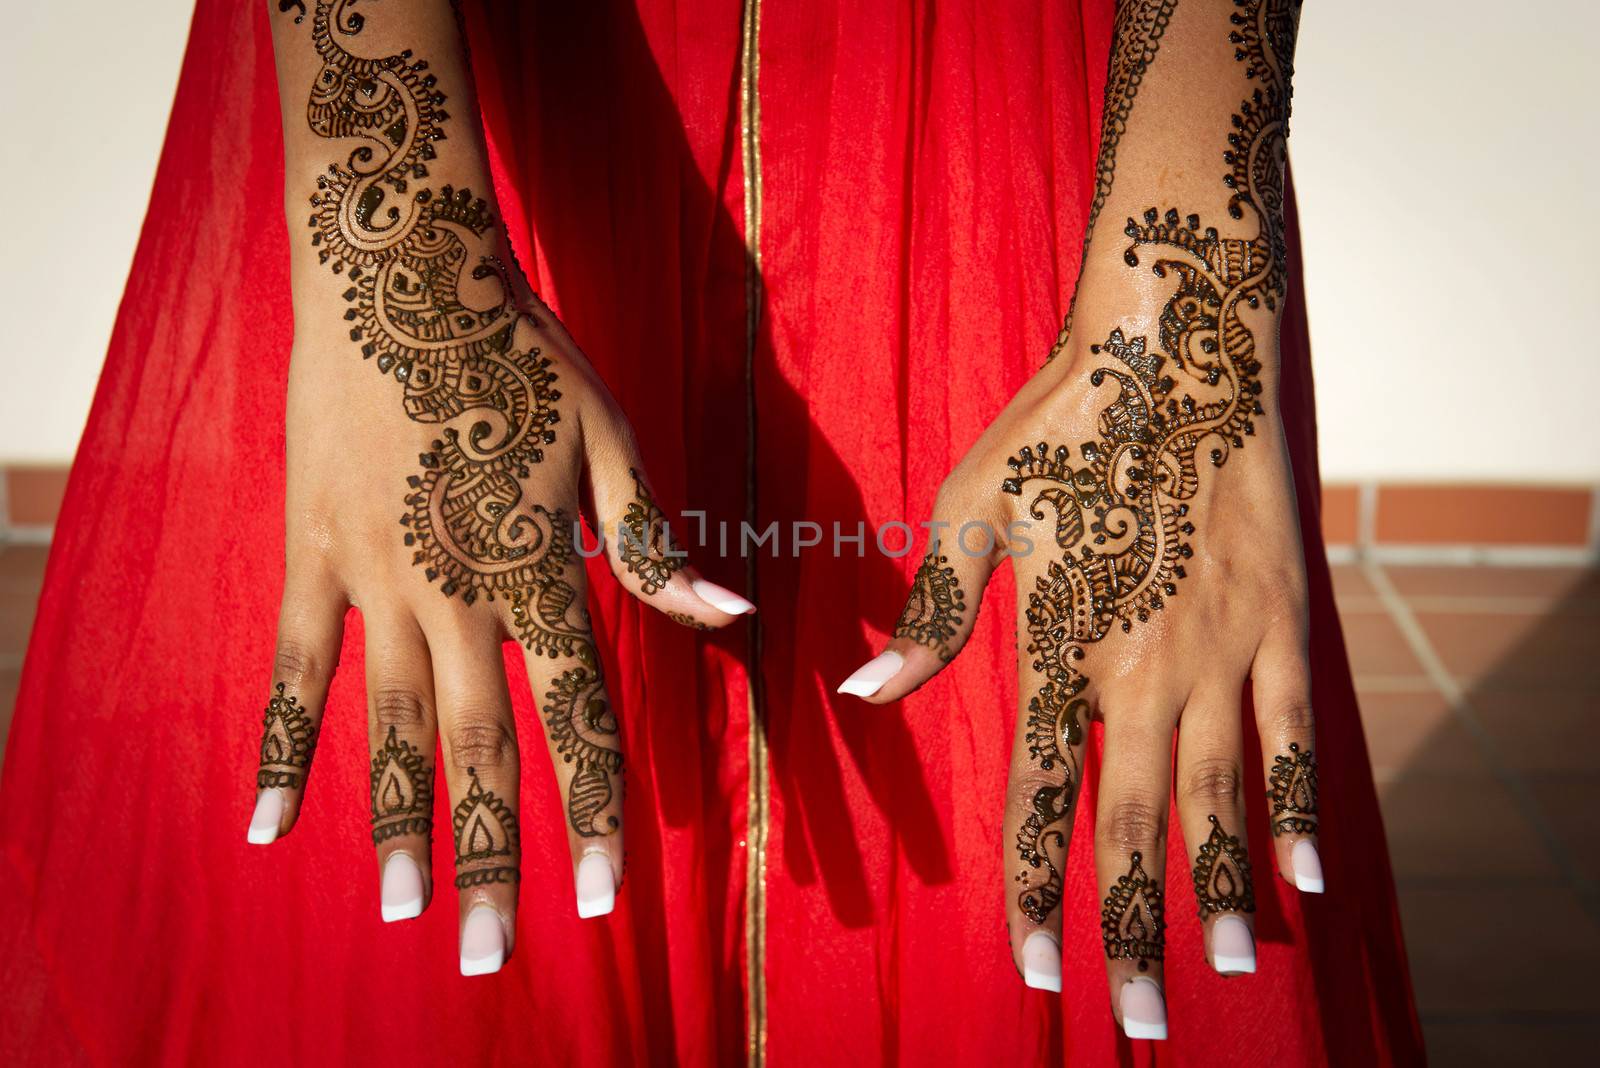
252, 0, 753, 976
250, 291, 754, 974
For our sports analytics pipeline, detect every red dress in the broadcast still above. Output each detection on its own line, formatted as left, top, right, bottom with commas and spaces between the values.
0, 1, 1422, 1064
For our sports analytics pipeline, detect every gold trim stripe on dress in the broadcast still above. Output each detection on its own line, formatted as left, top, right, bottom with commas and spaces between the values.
738, 0, 769, 1064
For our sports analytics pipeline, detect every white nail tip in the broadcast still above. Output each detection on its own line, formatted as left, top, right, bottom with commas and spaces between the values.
575, 853, 616, 919
246, 791, 283, 845
1020, 932, 1062, 993
1121, 977, 1168, 1041
836, 651, 905, 697
691, 579, 756, 615
459, 907, 506, 976
381, 853, 425, 923
1211, 915, 1257, 975
1292, 840, 1325, 894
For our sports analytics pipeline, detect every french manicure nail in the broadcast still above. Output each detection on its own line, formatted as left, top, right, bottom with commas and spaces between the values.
460, 906, 506, 976
1292, 840, 1324, 894
381, 853, 425, 923
1211, 914, 1256, 975
246, 790, 284, 845
1120, 976, 1168, 1041
836, 651, 905, 698
575, 853, 616, 919
1021, 931, 1062, 993
690, 578, 757, 615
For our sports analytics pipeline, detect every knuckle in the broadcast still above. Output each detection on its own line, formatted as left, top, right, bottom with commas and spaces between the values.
446, 718, 517, 769
1181, 757, 1243, 808
1097, 797, 1166, 850
1006, 770, 1070, 816
371, 686, 430, 731
1269, 699, 1316, 736
272, 642, 321, 690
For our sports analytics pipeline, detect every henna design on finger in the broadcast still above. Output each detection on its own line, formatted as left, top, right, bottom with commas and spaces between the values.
1007, 0, 1300, 925
452, 767, 519, 888
371, 726, 434, 843
1015, 784, 1071, 924
257, 683, 318, 789
1267, 742, 1317, 836
894, 552, 967, 662
619, 468, 684, 595
541, 644, 623, 838
1192, 814, 1254, 920
1014, 693, 1088, 923
1102, 852, 1166, 971
666, 611, 716, 631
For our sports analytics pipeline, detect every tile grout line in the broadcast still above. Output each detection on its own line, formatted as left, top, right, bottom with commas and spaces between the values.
1363, 560, 1600, 921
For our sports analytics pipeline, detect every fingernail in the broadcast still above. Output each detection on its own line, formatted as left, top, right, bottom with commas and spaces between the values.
1120, 976, 1168, 1041
460, 906, 506, 976
836, 651, 905, 698
246, 790, 284, 845
575, 853, 616, 919
1211, 914, 1256, 975
690, 578, 757, 615
1292, 840, 1324, 893
1021, 931, 1062, 993
380, 853, 425, 923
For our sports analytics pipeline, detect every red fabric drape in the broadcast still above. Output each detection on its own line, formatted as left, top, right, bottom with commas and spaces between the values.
0, 1, 1422, 1065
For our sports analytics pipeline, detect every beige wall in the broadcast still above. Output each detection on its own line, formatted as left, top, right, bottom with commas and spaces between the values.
1292, 0, 1599, 482
1, 1, 1594, 482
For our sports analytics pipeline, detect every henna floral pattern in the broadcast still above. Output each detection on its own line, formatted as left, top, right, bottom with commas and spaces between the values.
1192, 814, 1255, 919
1268, 741, 1318, 836
894, 552, 967, 662
257, 683, 318, 789
541, 645, 624, 837
619, 469, 683, 595
1102, 851, 1166, 970
287, 0, 621, 843
370, 725, 434, 843
1010, 0, 1301, 923
453, 767, 520, 888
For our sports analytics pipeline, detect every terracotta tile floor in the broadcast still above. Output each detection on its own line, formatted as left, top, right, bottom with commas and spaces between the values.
0, 546, 1596, 1059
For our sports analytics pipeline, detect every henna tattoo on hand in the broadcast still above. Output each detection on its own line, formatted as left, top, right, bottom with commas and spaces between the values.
452, 766, 519, 888
541, 644, 623, 838
619, 468, 684, 596
277, 0, 307, 24
1267, 742, 1317, 836
371, 725, 434, 843
292, 2, 587, 657
666, 611, 716, 631
1191, 814, 1254, 920
256, 683, 318, 789
1102, 851, 1166, 971
1008, 0, 1301, 924
893, 552, 967, 662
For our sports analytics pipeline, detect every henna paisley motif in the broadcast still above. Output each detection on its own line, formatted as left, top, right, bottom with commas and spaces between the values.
893, 552, 967, 662
541, 644, 624, 838
1009, 0, 1301, 924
